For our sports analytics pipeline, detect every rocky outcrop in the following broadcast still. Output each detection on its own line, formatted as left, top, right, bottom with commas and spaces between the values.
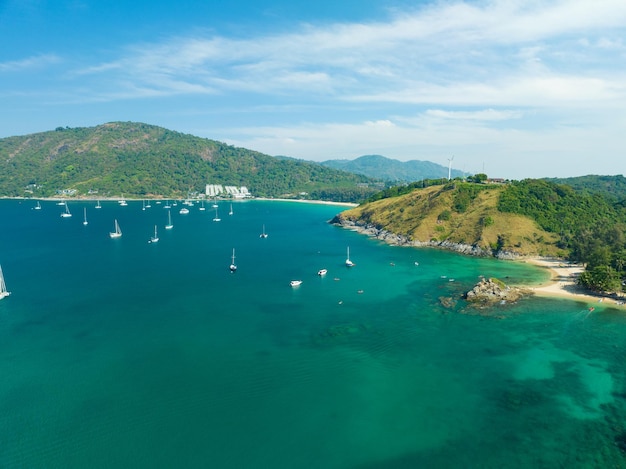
464, 278, 531, 305
330, 215, 515, 258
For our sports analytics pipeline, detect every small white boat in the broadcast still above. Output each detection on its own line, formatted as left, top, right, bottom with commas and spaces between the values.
260, 225, 268, 238
290, 280, 302, 287
34, 201, 42, 210
317, 269, 328, 276
149, 225, 159, 243
179, 207, 189, 214
165, 210, 173, 230
229, 204, 233, 216
145, 200, 151, 209
60, 203, 72, 218
118, 196, 127, 206
142, 200, 146, 211
164, 200, 171, 209
212, 198, 218, 208
83, 207, 88, 225
56, 201, 66, 206
199, 200, 206, 211
0, 264, 10, 300
229, 248, 237, 272
345, 247, 355, 267
212, 206, 221, 222
109, 219, 122, 238
95, 200, 102, 209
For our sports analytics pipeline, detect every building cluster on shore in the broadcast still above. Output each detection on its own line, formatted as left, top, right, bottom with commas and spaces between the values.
205, 184, 251, 199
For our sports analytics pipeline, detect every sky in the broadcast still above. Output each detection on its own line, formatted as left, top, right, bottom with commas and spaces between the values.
1, 0, 625, 179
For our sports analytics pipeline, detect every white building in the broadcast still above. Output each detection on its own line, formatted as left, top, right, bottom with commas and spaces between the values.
206, 184, 251, 199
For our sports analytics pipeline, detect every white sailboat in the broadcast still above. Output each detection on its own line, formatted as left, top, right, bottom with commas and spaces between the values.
229, 203, 233, 215
118, 195, 127, 206
212, 206, 221, 222
142, 200, 146, 211
0, 264, 10, 300
145, 200, 151, 209
109, 219, 122, 238
34, 201, 42, 210
60, 203, 72, 218
83, 207, 88, 225
149, 225, 159, 243
165, 210, 173, 230
199, 200, 206, 211
179, 206, 189, 214
229, 248, 237, 272
212, 198, 218, 208
95, 200, 102, 209
164, 200, 171, 209
260, 224, 268, 238
345, 247, 355, 267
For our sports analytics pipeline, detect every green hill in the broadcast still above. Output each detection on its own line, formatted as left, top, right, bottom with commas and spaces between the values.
0, 122, 378, 202
321, 154, 465, 182
335, 179, 626, 261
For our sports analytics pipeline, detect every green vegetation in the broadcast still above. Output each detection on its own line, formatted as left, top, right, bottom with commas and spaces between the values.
0, 122, 378, 202
340, 176, 626, 295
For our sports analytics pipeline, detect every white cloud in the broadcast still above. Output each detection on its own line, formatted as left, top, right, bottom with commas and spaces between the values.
0, 54, 61, 72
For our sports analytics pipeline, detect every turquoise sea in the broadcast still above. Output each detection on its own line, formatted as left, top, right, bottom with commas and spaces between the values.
1, 199, 626, 468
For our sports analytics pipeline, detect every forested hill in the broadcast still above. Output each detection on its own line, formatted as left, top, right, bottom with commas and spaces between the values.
336, 178, 626, 293
0, 122, 378, 202
321, 154, 465, 182
546, 175, 626, 202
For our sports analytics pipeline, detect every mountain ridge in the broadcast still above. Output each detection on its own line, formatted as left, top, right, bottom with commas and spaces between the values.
321, 154, 466, 182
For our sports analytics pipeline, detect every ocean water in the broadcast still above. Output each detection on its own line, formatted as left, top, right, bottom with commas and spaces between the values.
1, 199, 625, 468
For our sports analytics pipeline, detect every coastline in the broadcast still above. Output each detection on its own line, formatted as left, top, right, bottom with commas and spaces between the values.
523, 257, 626, 309
253, 197, 358, 207
7, 196, 358, 208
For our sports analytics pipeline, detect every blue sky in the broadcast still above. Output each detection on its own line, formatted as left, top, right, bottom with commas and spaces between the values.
1, 0, 625, 179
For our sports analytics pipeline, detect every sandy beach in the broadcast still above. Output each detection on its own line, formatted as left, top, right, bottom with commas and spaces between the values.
524, 257, 626, 309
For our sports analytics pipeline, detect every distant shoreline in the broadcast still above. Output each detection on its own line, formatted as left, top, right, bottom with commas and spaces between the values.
5, 196, 358, 208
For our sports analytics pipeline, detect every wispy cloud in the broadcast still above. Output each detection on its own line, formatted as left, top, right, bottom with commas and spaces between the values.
0, 54, 61, 72
72, 0, 626, 109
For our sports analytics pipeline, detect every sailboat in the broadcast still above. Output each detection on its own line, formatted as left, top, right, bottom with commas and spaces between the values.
109, 219, 122, 238
229, 203, 233, 216
95, 200, 102, 209
83, 207, 88, 225
0, 265, 10, 299
142, 200, 146, 211
212, 198, 218, 208
149, 225, 159, 243
229, 248, 237, 272
145, 200, 151, 209
212, 206, 221, 222
259, 224, 268, 238
164, 200, 171, 209
345, 247, 355, 267
118, 195, 127, 206
165, 210, 173, 230
199, 200, 206, 211
60, 203, 72, 218
34, 201, 42, 210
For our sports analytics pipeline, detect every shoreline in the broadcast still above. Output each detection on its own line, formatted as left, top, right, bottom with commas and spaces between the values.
7, 196, 358, 208
522, 257, 626, 309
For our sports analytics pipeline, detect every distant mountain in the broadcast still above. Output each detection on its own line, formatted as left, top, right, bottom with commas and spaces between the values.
320, 154, 466, 182
0, 122, 378, 202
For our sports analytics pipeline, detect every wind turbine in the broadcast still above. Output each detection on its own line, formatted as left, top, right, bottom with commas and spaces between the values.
447, 156, 455, 180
